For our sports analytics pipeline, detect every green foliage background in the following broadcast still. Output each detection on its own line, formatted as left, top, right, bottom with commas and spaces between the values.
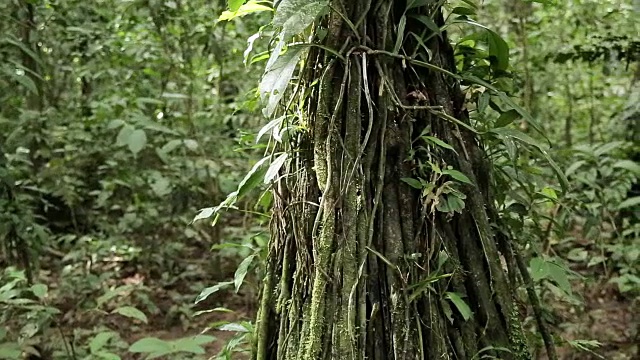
0, 0, 638, 359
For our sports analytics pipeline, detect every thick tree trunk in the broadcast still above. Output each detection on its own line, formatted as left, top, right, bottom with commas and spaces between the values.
255, 1, 530, 359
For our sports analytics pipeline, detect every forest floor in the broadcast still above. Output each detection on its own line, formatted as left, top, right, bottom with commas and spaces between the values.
37, 234, 637, 360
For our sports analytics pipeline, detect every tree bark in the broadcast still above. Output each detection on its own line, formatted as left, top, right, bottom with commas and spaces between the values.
254, 1, 531, 359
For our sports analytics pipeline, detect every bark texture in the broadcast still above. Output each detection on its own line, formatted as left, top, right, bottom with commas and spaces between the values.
254, 1, 529, 359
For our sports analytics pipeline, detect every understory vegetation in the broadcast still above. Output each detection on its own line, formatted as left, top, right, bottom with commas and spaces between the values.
1, 0, 638, 359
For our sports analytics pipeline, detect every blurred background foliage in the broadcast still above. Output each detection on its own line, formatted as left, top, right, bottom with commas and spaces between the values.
0, 0, 638, 359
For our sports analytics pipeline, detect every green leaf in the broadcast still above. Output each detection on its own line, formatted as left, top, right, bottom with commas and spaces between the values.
93, 351, 121, 360
490, 126, 540, 148
171, 339, 205, 355
445, 292, 472, 320
446, 194, 466, 213
453, 19, 509, 69
613, 160, 640, 175
218, 323, 250, 332
489, 127, 568, 192
234, 255, 256, 292
393, 15, 407, 54
116, 125, 134, 146
228, 0, 244, 11
463, 75, 544, 135
112, 306, 148, 324
442, 169, 473, 185
193, 207, 215, 222
529, 257, 547, 282
618, 196, 640, 210
195, 281, 233, 304
273, 0, 328, 41
219, 1, 272, 21
30, 284, 47, 299
128, 338, 172, 354
451, 6, 476, 15
401, 177, 423, 189
264, 153, 288, 183
3, 68, 38, 94
565, 160, 586, 177
237, 156, 271, 199
0, 342, 22, 359
486, 30, 509, 71
127, 129, 147, 155
422, 136, 456, 153
547, 262, 572, 295
260, 47, 303, 117
90, 331, 116, 354
257, 116, 285, 143
495, 109, 520, 128
539, 187, 558, 201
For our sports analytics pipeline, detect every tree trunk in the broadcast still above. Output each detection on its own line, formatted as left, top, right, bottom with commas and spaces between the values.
255, 1, 531, 359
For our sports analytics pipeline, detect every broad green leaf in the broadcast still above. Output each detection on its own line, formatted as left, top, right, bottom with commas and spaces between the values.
618, 196, 640, 210
613, 160, 640, 175
228, 0, 244, 11
184, 139, 198, 150
219, 1, 272, 21
30, 284, 47, 299
128, 338, 172, 354
264, 153, 288, 183
273, 0, 328, 41
257, 116, 285, 143
260, 47, 303, 117
478, 92, 490, 113
3, 68, 38, 94
495, 109, 520, 128
195, 281, 233, 304
90, 331, 116, 354
112, 306, 148, 324
594, 141, 624, 156
445, 292, 472, 320
116, 125, 134, 146
446, 194, 466, 213
171, 339, 205, 355
454, 18, 507, 70
127, 129, 147, 155
529, 257, 547, 282
401, 177, 423, 189
237, 156, 271, 198
547, 262, 572, 295
565, 160, 586, 177
108, 119, 125, 129
93, 351, 121, 360
539, 187, 558, 200
442, 169, 473, 185
0, 343, 22, 359
451, 6, 476, 15
234, 255, 256, 292
486, 30, 509, 71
